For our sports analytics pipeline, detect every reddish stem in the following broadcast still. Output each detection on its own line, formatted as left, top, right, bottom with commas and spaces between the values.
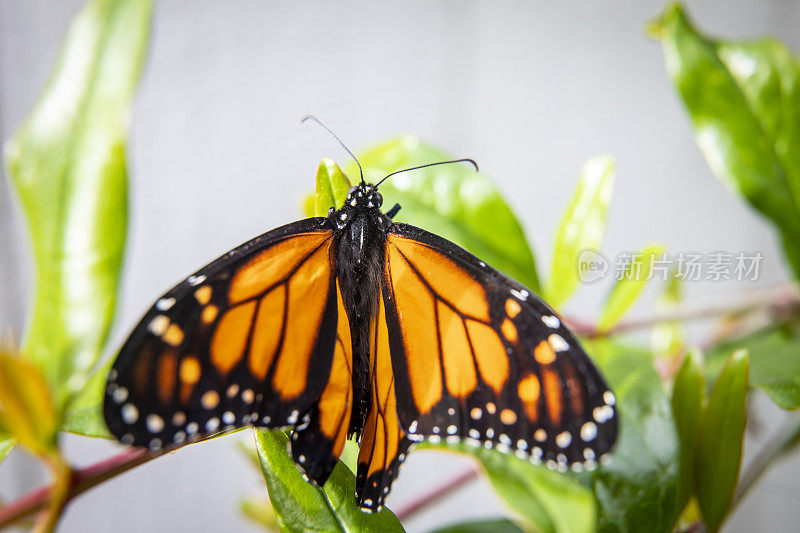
395, 466, 479, 522
0, 448, 156, 530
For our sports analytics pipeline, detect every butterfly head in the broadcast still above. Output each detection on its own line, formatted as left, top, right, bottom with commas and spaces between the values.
345, 184, 383, 210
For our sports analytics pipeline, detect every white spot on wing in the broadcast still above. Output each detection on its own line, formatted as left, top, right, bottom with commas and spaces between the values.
581, 421, 598, 442
548, 334, 569, 352
156, 297, 176, 311
188, 274, 206, 286
542, 315, 560, 329
121, 404, 139, 424
510, 288, 529, 301
146, 414, 165, 433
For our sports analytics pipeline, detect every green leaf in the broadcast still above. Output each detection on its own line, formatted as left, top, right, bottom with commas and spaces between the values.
240, 496, 281, 531
254, 429, 404, 532
695, 349, 748, 532
0, 436, 15, 464
4, 0, 153, 410
650, 270, 685, 358
671, 350, 705, 515
651, 3, 800, 277
597, 244, 666, 331
314, 158, 352, 216
349, 136, 540, 292
705, 319, 800, 409
420, 442, 593, 533
430, 518, 523, 533
547, 155, 615, 308
581, 340, 679, 533
61, 358, 113, 438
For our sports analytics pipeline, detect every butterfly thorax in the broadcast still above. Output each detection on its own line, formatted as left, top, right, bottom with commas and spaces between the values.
331, 183, 392, 437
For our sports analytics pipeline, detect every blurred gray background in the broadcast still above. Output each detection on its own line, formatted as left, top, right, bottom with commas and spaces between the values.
2, 0, 800, 531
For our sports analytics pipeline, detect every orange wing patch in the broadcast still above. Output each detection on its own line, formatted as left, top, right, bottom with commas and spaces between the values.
315, 281, 353, 458
229, 232, 331, 303
271, 242, 332, 399
359, 288, 405, 480
389, 235, 490, 322
211, 300, 256, 376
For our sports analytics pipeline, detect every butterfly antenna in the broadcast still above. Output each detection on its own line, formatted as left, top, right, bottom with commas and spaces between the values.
301, 115, 365, 184
375, 158, 478, 188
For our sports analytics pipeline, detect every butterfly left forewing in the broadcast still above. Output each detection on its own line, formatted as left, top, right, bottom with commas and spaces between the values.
104, 219, 344, 453
381, 223, 617, 472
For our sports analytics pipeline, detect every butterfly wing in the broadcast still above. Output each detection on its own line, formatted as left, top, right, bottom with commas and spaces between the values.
381, 223, 617, 472
104, 217, 354, 484
355, 285, 411, 512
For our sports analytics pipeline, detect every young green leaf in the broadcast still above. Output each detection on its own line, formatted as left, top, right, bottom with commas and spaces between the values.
651, 3, 800, 277
0, 436, 14, 464
671, 350, 705, 515
0, 351, 58, 456
705, 320, 800, 410
430, 518, 523, 533
3, 0, 153, 410
597, 244, 666, 331
695, 349, 748, 532
547, 155, 615, 308
239, 496, 281, 530
254, 429, 404, 532
581, 339, 679, 532
651, 270, 685, 358
347, 136, 540, 292
315, 158, 352, 216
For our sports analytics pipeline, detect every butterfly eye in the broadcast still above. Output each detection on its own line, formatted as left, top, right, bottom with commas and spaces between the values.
373, 192, 383, 208
347, 185, 359, 198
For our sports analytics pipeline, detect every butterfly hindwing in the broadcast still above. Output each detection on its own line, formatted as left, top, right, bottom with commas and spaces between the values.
104, 218, 341, 451
288, 280, 354, 486
355, 284, 411, 512
382, 223, 617, 471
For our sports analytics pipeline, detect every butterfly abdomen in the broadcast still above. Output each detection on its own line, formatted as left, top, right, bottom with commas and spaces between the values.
332, 205, 390, 438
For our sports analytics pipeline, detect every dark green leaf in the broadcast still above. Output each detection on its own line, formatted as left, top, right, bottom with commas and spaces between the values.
671, 349, 705, 515
581, 340, 679, 533
651, 3, 800, 277
348, 136, 540, 292
430, 518, 523, 533
705, 319, 800, 409
254, 429, 404, 532
4, 0, 153, 410
695, 349, 748, 532
314, 158, 351, 216
420, 440, 594, 533
597, 244, 665, 331
547, 155, 615, 308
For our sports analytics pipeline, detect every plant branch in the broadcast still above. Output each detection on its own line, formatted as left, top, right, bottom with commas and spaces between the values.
732, 412, 800, 509
565, 282, 800, 338
395, 466, 479, 522
0, 448, 158, 530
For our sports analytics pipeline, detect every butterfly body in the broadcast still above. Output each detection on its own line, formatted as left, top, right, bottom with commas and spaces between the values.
104, 179, 618, 513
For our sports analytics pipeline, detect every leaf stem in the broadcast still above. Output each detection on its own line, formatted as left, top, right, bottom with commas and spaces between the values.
394, 466, 479, 522
0, 448, 156, 531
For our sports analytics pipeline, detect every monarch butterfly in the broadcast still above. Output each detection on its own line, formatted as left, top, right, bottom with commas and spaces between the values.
104, 122, 617, 513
